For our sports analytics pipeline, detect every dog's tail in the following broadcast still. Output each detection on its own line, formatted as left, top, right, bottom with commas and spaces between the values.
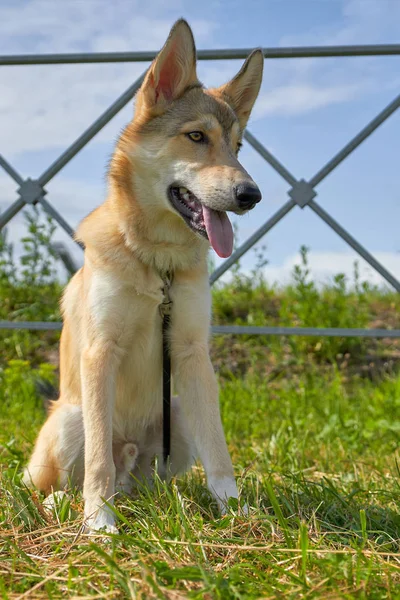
35, 379, 59, 412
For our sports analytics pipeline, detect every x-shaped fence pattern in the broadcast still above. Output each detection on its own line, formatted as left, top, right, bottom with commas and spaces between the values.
0, 72, 146, 239
1, 45, 399, 336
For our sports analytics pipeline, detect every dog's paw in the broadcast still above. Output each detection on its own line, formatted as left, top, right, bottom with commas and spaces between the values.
84, 507, 118, 535
43, 490, 68, 512
86, 523, 119, 536
219, 499, 249, 516
208, 476, 239, 514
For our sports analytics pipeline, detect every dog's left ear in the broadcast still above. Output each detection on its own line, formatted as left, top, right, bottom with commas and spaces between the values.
136, 19, 198, 117
217, 50, 264, 130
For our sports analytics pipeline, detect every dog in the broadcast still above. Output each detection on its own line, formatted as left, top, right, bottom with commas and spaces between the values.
23, 19, 263, 533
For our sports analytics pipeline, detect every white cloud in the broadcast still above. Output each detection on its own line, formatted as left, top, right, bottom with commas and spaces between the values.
252, 82, 362, 118
0, 0, 218, 158
262, 251, 400, 289
0, 1, 216, 54
267, 0, 399, 119
279, 0, 400, 47
0, 0, 393, 161
335, 0, 400, 45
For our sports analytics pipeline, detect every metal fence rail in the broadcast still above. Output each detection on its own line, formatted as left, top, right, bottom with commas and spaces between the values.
1, 44, 399, 336
1, 44, 400, 65
1, 320, 400, 339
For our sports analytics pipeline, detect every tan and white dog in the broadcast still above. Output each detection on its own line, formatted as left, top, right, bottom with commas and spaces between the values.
23, 19, 263, 533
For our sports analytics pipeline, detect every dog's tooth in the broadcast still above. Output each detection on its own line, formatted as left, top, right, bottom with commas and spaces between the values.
179, 187, 188, 195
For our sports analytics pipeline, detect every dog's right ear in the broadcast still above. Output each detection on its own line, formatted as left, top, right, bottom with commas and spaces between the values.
135, 20, 198, 118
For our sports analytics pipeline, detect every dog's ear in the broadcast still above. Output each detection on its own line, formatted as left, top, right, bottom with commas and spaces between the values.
136, 19, 198, 117
217, 50, 264, 130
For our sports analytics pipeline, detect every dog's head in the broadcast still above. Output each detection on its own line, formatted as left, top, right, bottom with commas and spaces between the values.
119, 20, 263, 259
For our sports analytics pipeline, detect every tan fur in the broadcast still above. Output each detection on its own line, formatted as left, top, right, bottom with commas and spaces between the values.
24, 19, 263, 532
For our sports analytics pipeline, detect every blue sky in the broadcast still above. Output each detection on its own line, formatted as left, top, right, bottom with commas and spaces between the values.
0, 0, 399, 286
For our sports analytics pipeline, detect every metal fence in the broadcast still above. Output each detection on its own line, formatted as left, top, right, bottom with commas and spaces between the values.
1, 44, 400, 337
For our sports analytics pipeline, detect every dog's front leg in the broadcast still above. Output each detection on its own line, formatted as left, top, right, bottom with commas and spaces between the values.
81, 341, 118, 533
174, 346, 238, 512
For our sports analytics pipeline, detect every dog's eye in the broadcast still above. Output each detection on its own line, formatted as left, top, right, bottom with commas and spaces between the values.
186, 131, 206, 143
237, 141, 243, 153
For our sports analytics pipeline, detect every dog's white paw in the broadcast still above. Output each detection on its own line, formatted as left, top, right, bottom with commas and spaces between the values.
88, 523, 119, 536
84, 507, 118, 535
208, 476, 239, 513
219, 499, 249, 516
43, 490, 68, 512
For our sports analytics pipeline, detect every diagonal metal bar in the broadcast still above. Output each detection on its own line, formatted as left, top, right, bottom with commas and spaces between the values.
309, 94, 400, 188
244, 130, 298, 187
309, 200, 400, 292
52, 242, 79, 275
0, 154, 24, 185
1, 44, 400, 66
38, 71, 146, 186
39, 197, 83, 249
210, 199, 296, 284
0, 198, 26, 229
0, 155, 26, 229
0, 73, 146, 234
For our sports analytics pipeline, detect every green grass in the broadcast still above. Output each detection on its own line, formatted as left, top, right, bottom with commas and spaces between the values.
1, 364, 400, 598
1, 215, 400, 597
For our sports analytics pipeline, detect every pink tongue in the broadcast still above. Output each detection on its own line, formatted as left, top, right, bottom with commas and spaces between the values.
202, 206, 234, 258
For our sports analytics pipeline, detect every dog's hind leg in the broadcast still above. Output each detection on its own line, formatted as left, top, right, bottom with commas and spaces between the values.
23, 403, 84, 494
127, 396, 195, 485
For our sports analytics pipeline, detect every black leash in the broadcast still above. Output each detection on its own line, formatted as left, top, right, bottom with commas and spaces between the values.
159, 273, 173, 464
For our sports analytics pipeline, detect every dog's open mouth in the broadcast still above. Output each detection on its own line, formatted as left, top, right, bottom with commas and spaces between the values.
169, 186, 234, 258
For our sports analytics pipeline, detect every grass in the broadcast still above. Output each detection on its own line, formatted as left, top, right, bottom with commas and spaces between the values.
1, 362, 400, 597
1, 212, 400, 597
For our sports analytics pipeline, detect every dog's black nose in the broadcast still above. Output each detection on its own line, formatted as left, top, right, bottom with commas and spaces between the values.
235, 183, 262, 210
